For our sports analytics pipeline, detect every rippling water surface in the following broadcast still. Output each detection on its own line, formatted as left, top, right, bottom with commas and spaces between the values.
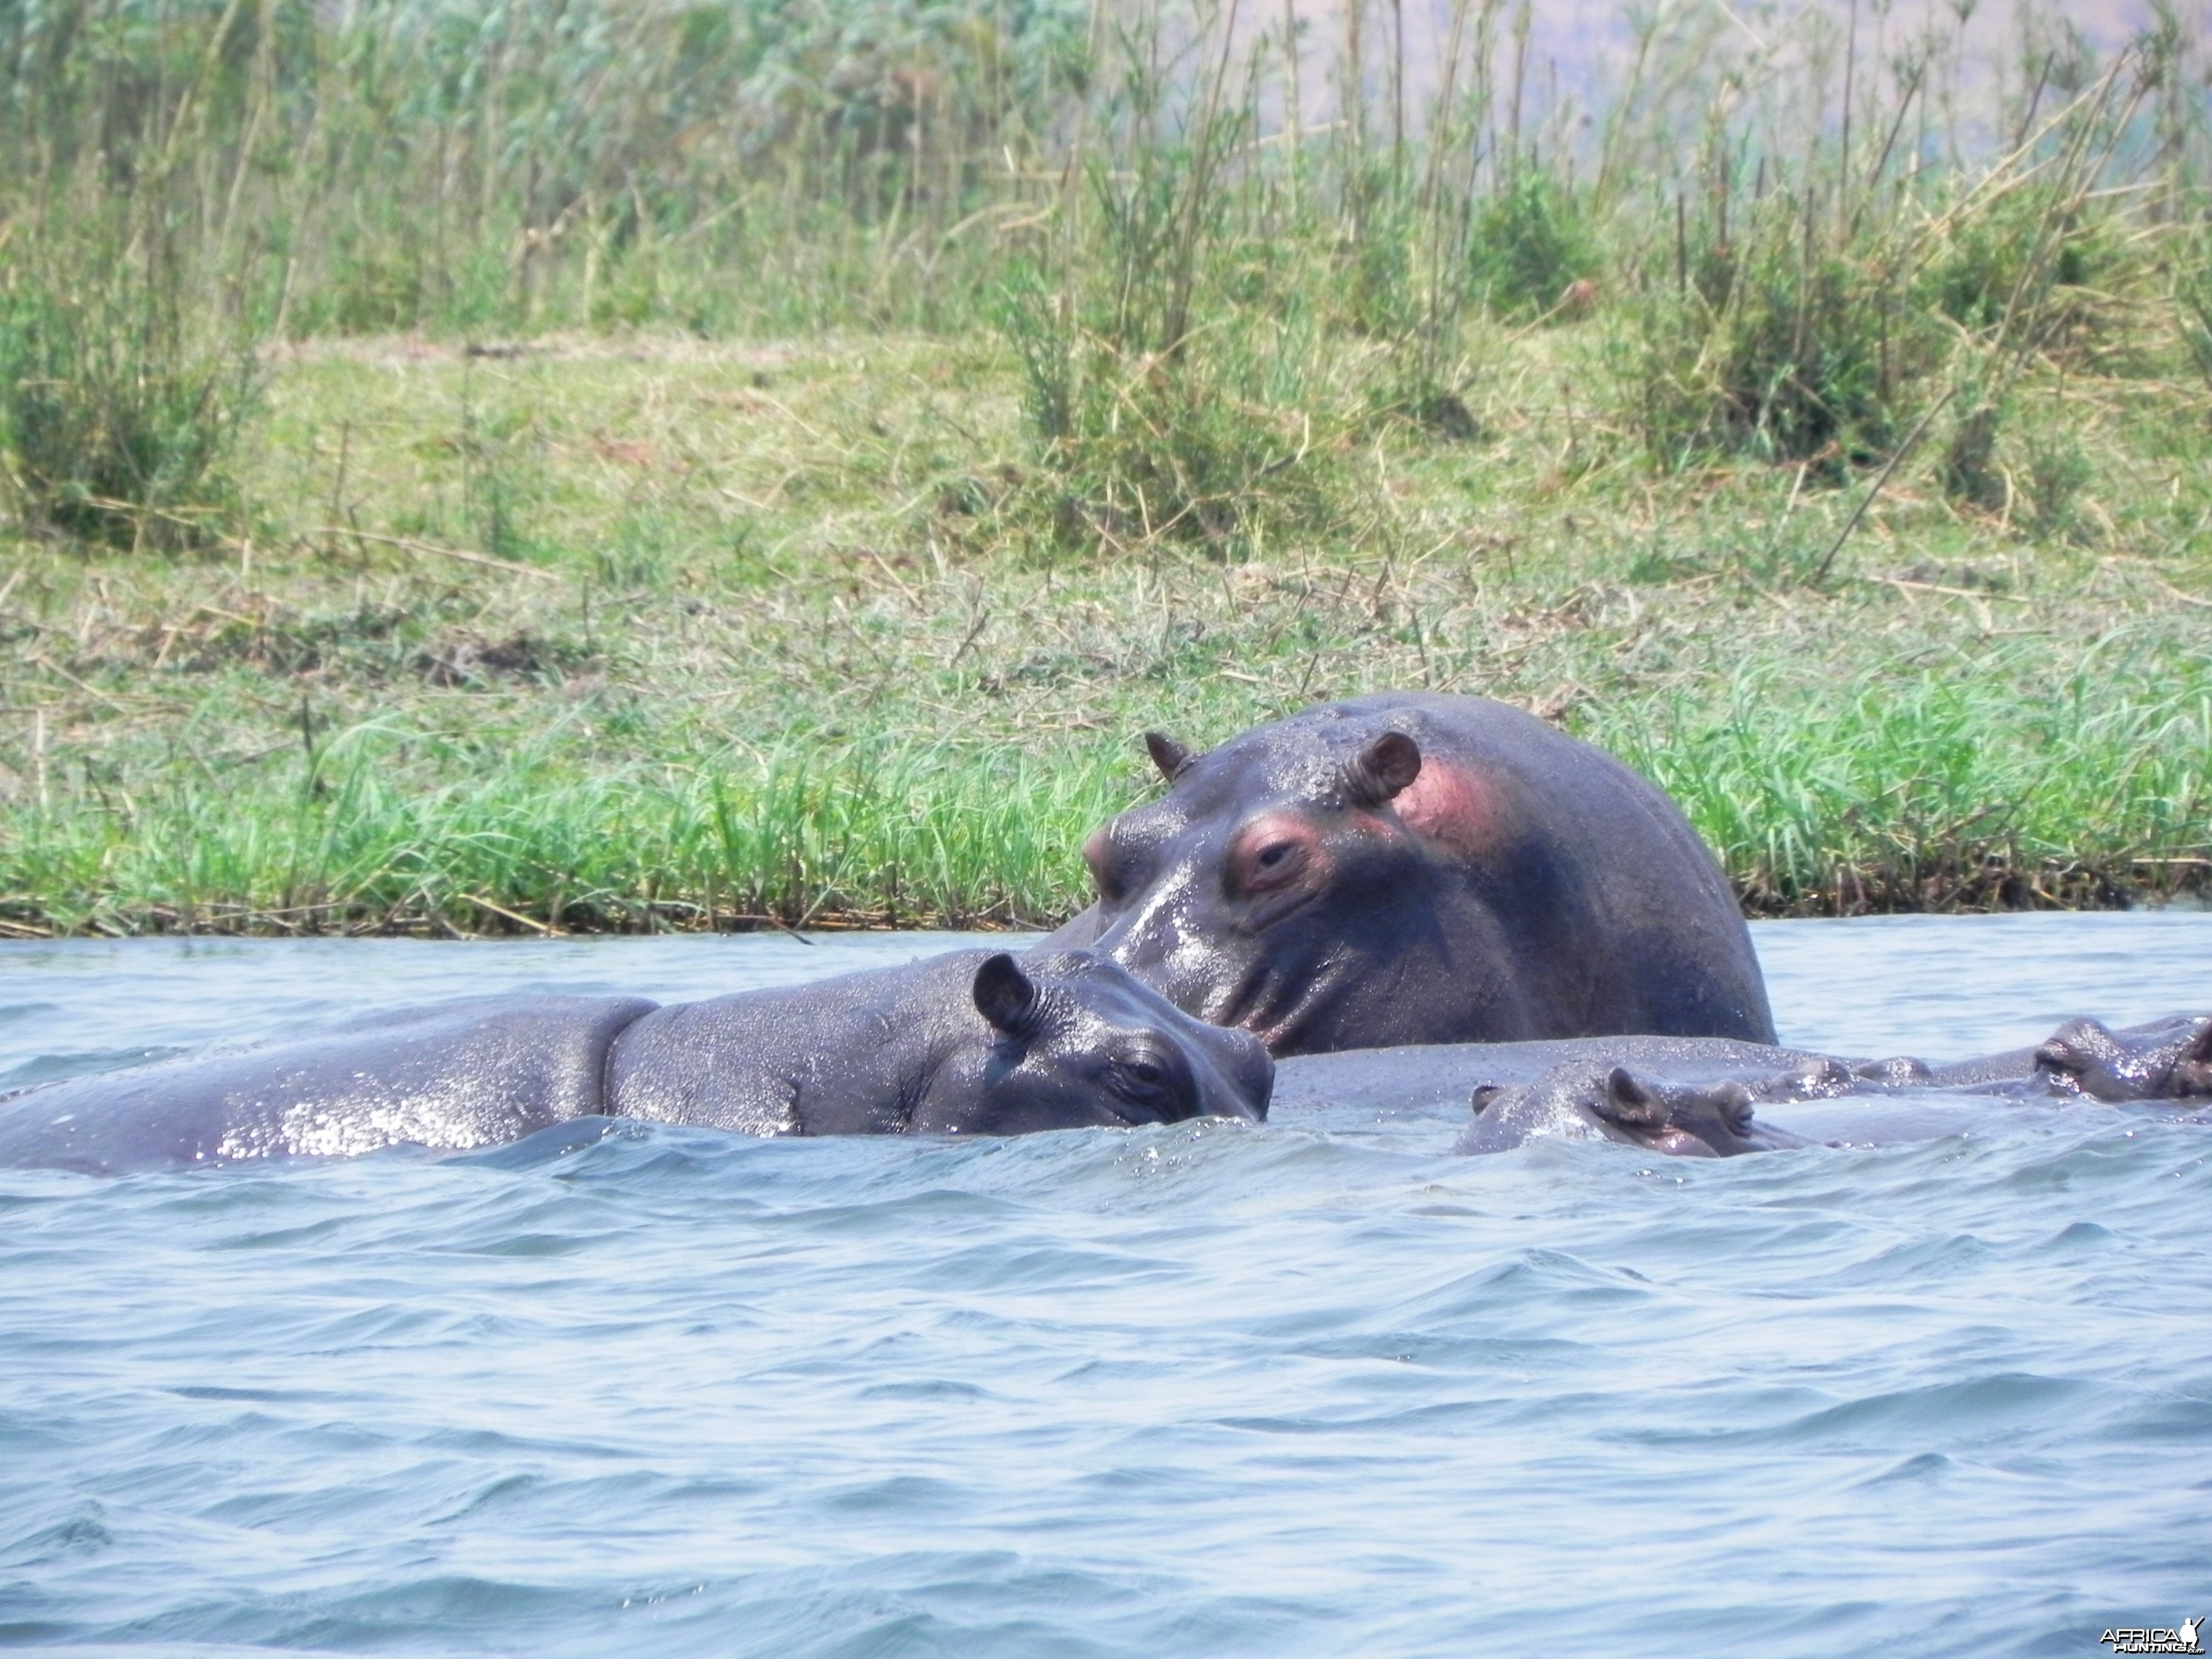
2, 914, 2208, 1658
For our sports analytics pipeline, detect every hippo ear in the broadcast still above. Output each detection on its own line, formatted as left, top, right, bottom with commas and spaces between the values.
1345, 731, 1421, 807
1598, 1066, 1667, 1128
1144, 731, 1198, 783
973, 953, 1043, 1041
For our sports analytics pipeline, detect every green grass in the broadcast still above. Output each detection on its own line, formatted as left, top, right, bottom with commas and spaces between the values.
1, 326, 2208, 934
1595, 652, 2212, 913
4, 724, 1132, 934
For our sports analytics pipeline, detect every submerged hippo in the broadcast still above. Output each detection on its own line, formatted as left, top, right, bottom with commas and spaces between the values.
0, 950, 1273, 1175
1047, 692, 1773, 1055
1269, 1013, 2212, 1158
1458, 1062, 1801, 1157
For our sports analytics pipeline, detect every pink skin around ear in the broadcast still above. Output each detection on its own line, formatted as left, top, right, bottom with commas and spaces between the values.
1389, 757, 1501, 859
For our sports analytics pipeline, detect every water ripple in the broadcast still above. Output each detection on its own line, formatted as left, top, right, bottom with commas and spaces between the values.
3, 917, 2211, 1657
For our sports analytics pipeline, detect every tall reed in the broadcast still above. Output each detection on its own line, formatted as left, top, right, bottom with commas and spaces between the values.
0, 0, 2205, 549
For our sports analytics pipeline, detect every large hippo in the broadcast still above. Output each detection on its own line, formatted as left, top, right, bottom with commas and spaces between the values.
1048, 692, 1774, 1054
0, 950, 1273, 1175
1268, 1012, 2212, 1157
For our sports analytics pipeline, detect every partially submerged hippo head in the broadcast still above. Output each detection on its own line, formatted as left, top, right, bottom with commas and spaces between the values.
911, 950, 1275, 1134
1455, 1061, 1803, 1157
2033, 1014, 2212, 1102
1049, 692, 1775, 1055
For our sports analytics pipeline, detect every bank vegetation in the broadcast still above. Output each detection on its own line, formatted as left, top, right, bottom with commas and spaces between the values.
1, 0, 2208, 932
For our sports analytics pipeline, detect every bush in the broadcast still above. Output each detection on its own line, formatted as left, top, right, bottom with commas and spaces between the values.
997, 258, 1341, 552
1468, 171, 1598, 319
1624, 190, 1920, 469
1919, 183, 2117, 361
991, 30, 1350, 558
0, 240, 261, 552
2179, 231, 2212, 394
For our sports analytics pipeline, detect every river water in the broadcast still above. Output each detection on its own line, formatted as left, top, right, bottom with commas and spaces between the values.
2, 913, 2207, 1658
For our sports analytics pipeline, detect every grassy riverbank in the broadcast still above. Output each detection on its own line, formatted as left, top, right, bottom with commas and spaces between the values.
1, 0, 2208, 932
3, 324, 2208, 935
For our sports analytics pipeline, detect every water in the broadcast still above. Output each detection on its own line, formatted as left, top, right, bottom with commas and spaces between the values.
2, 913, 2208, 1658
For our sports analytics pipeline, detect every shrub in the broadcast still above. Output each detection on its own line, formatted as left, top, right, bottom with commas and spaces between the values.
1624, 189, 1920, 469
997, 256, 1341, 552
1468, 171, 1599, 319
990, 16, 1350, 558
0, 238, 261, 552
1919, 183, 2119, 366
2179, 232, 2212, 394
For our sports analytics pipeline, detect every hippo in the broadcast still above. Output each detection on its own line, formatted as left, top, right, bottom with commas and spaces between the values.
1047, 692, 1774, 1056
1455, 1062, 1811, 1156
1267, 1012, 2212, 1157
605, 948, 1272, 1136
0, 950, 1273, 1175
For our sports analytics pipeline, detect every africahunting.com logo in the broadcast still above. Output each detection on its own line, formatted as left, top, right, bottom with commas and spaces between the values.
2100, 1618, 2204, 1655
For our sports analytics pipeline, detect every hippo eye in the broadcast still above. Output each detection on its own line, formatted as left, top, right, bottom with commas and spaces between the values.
1242, 838, 1305, 891
1111, 1047, 1186, 1104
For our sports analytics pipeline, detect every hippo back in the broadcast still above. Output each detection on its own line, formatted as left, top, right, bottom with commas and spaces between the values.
0, 996, 657, 1173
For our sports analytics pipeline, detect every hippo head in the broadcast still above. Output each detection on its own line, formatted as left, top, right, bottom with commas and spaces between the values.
1456, 1062, 1769, 1156
1051, 692, 1778, 1053
1067, 716, 1484, 1054
2033, 1014, 2212, 1101
910, 951, 1273, 1135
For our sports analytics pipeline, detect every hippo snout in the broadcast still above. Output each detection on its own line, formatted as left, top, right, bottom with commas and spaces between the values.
1208, 1028, 1276, 1123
